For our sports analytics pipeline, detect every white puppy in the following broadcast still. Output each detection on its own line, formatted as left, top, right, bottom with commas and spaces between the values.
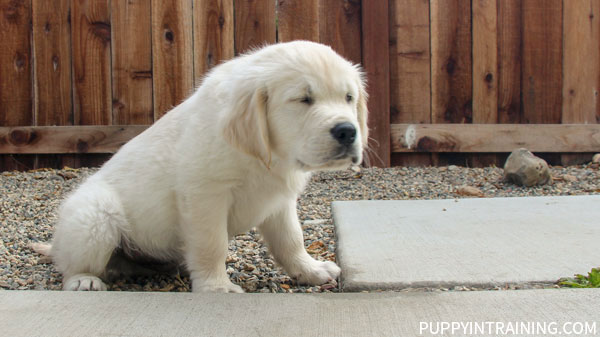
48, 41, 368, 292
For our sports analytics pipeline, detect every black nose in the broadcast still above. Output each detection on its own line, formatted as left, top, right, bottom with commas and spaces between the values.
330, 122, 356, 146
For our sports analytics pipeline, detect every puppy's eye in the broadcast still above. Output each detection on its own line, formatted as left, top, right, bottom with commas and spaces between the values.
346, 93, 353, 103
300, 96, 313, 105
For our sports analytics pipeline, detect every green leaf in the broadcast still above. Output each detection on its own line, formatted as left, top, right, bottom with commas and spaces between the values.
559, 281, 588, 288
560, 268, 600, 288
588, 268, 600, 287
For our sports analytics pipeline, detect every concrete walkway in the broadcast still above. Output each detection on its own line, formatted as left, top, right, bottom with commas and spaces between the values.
333, 195, 600, 291
1, 289, 599, 337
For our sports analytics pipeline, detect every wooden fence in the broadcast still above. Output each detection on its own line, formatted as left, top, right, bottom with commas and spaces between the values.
1, 0, 599, 170
388, 0, 600, 167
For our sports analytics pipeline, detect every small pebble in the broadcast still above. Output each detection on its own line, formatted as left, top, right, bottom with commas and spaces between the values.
456, 185, 484, 197
303, 219, 328, 226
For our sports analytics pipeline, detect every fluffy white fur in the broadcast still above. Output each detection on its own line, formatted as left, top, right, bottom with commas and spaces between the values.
48, 41, 368, 292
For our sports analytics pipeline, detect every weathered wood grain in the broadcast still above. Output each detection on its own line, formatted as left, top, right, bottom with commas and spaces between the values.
71, 0, 112, 126
562, 0, 599, 124
0, 0, 34, 170
430, 0, 472, 124
472, 0, 498, 124
111, 0, 153, 125
318, 0, 362, 64
152, 0, 194, 119
522, 0, 563, 124
193, 0, 234, 81
389, 0, 430, 125
362, 0, 390, 167
561, 0, 600, 165
234, 0, 276, 54
6, 123, 598, 156
521, 0, 563, 165
277, 0, 319, 42
1, 0, 33, 126
32, 0, 72, 126
70, 0, 113, 168
392, 124, 600, 153
471, 0, 500, 166
0, 126, 147, 154
389, 0, 431, 166
497, 0, 523, 123
32, 0, 75, 168
430, 0, 473, 166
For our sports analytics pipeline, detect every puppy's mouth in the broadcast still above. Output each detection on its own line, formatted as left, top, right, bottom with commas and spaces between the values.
297, 148, 361, 171
331, 147, 360, 164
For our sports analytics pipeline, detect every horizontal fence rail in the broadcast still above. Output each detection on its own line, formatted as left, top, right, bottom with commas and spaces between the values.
391, 124, 600, 153
2, 124, 599, 155
0, 126, 147, 154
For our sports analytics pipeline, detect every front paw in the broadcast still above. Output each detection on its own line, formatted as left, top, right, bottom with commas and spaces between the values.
63, 274, 107, 291
294, 260, 341, 285
192, 279, 244, 293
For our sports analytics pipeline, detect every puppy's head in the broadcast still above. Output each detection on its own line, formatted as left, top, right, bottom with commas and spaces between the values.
223, 41, 368, 171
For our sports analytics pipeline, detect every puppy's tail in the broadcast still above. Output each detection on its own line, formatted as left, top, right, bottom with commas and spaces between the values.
30, 242, 53, 262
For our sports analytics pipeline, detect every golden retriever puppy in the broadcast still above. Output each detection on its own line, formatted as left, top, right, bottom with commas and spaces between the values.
47, 41, 368, 292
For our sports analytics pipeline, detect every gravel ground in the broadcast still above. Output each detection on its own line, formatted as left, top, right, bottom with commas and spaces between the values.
1, 164, 599, 293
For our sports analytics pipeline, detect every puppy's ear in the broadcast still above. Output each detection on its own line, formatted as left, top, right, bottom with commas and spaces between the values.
223, 87, 271, 168
357, 77, 369, 148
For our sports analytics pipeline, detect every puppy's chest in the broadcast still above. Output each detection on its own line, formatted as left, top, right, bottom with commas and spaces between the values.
227, 183, 291, 235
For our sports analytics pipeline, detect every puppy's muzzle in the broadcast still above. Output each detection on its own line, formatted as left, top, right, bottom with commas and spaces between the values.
330, 122, 360, 164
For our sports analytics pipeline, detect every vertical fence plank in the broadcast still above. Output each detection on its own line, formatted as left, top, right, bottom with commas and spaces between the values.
193, 0, 234, 82
522, 0, 562, 165
71, 0, 112, 126
522, 0, 562, 124
71, 0, 112, 169
430, 0, 472, 124
152, 0, 194, 119
0, 0, 33, 126
562, 0, 599, 124
390, 0, 431, 125
472, 0, 498, 124
362, 0, 390, 167
278, 0, 319, 42
561, 0, 600, 165
111, 0, 153, 125
234, 0, 276, 54
0, 0, 34, 170
430, 0, 472, 166
32, 0, 74, 169
318, 0, 362, 64
471, 0, 499, 167
389, 0, 431, 166
497, 0, 523, 124
32, 0, 72, 126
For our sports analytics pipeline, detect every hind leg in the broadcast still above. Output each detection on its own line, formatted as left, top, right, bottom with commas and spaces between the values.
51, 180, 127, 291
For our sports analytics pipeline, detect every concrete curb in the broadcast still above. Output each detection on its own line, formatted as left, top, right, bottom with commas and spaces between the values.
1, 289, 599, 337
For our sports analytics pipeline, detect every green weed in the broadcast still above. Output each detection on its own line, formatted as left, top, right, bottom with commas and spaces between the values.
559, 267, 600, 288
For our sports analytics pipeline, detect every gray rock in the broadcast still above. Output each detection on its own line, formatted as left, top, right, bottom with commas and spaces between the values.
503, 148, 551, 186
592, 153, 600, 163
